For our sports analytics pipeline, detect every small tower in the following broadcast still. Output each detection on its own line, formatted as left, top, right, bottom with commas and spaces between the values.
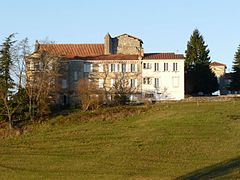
104, 33, 112, 55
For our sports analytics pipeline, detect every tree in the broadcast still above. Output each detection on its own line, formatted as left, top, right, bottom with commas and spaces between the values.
12, 38, 30, 89
185, 29, 218, 94
0, 34, 17, 128
91, 63, 141, 105
77, 79, 102, 111
230, 45, 240, 91
25, 50, 60, 121
111, 73, 140, 105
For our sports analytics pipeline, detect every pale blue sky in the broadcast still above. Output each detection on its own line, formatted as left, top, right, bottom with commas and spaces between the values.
1, 0, 240, 71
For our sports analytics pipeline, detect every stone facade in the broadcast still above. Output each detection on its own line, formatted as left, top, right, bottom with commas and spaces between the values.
104, 33, 144, 55
210, 61, 227, 95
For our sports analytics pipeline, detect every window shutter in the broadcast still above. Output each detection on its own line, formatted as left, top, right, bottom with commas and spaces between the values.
90, 64, 93, 72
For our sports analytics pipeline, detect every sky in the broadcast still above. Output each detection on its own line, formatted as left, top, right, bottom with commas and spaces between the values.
1, 0, 240, 71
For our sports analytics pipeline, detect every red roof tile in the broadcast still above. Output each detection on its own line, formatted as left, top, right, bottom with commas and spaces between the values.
144, 53, 184, 59
210, 61, 226, 67
38, 44, 184, 60
39, 44, 104, 57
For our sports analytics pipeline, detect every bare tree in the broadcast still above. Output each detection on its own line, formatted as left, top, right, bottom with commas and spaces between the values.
25, 50, 60, 121
77, 78, 102, 111
91, 62, 141, 105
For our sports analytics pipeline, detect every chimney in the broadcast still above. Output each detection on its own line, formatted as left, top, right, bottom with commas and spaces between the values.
104, 33, 112, 54
34, 40, 40, 52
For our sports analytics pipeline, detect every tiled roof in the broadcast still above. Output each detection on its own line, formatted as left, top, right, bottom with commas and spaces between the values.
210, 61, 226, 67
71, 53, 184, 61
39, 44, 104, 57
144, 53, 184, 59
38, 44, 184, 60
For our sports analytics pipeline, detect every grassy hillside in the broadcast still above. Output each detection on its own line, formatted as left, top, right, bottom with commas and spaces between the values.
0, 100, 239, 179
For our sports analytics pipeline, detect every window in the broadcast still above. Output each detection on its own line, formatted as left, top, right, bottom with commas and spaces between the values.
129, 79, 137, 88
30, 61, 34, 70
145, 94, 154, 98
143, 63, 151, 69
109, 64, 115, 72
99, 79, 104, 88
164, 63, 168, 71
84, 63, 92, 72
173, 62, 178, 72
116, 64, 119, 72
172, 76, 180, 88
143, 78, 151, 85
62, 79, 67, 89
110, 79, 115, 87
74, 71, 78, 81
99, 64, 104, 72
154, 78, 160, 88
122, 64, 126, 72
154, 63, 159, 71
130, 64, 136, 72
39, 61, 43, 70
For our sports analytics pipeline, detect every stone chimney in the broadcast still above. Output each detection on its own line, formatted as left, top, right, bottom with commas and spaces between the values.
104, 33, 112, 54
34, 40, 40, 52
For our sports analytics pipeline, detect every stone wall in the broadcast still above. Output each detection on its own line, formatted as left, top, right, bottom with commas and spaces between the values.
104, 34, 143, 55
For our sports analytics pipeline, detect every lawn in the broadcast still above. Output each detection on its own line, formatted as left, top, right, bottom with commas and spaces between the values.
0, 100, 239, 179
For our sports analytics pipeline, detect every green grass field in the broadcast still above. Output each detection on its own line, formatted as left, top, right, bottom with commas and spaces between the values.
0, 100, 240, 179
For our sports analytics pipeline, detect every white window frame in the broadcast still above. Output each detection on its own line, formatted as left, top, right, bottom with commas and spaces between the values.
143, 63, 151, 69
154, 63, 160, 71
164, 63, 168, 72
172, 76, 180, 88
109, 64, 116, 72
129, 79, 136, 88
173, 62, 178, 72
130, 64, 136, 72
154, 78, 160, 88
122, 64, 126, 72
143, 77, 151, 85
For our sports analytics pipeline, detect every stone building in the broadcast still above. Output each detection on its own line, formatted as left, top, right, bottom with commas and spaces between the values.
210, 61, 227, 94
26, 33, 185, 106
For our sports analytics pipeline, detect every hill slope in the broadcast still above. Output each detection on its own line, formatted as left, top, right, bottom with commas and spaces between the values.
0, 101, 239, 179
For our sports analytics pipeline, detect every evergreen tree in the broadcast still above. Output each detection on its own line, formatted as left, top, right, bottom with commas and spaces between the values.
0, 34, 16, 128
230, 45, 240, 91
185, 29, 218, 94
185, 29, 210, 68
0, 34, 15, 92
